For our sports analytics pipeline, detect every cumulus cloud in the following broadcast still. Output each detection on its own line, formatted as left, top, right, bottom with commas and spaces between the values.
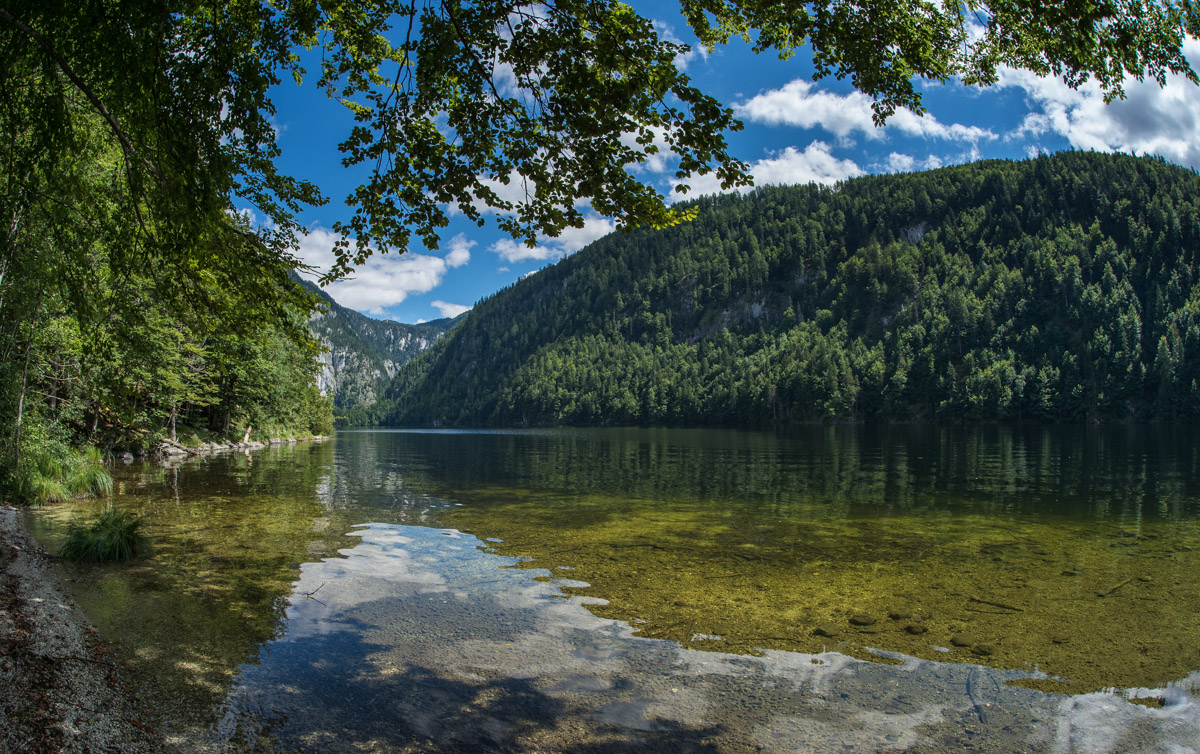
737, 79, 996, 143
996, 38, 1200, 169
880, 152, 945, 173
673, 141, 864, 199
431, 300, 472, 318
489, 214, 616, 263
294, 227, 472, 316
443, 233, 474, 267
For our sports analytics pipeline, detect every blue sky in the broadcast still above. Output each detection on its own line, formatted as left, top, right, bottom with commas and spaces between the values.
258, 6, 1200, 324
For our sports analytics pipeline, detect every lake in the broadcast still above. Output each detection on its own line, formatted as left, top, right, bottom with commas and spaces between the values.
26, 426, 1200, 751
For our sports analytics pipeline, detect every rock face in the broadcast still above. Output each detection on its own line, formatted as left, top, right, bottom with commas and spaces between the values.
295, 274, 463, 412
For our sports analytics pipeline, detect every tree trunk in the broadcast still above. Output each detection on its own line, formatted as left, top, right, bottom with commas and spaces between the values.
13, 302, 41, 469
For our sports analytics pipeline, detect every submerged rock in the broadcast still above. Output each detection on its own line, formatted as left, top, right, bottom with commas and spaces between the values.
813, 622, 842, 638
951, 632, 978, 647
849, 614, 877, 626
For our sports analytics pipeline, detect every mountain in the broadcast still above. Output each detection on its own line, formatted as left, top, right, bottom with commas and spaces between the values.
380, 152, 1200, 426
293, 275, 462, 421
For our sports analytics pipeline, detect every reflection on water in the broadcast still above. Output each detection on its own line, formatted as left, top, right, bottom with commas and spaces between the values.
25, 426, 1200, 751
218, 523, 1200, 753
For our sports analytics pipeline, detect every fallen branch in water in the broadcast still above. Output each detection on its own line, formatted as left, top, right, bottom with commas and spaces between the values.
301, 583, 326, 606
968, 596, 1023, 612
1097, 577, 1134, 598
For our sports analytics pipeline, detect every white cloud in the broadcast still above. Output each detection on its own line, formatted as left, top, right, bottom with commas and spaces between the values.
489, 214, 616, 263
475, 172, 536, 213
673, 142, 864, 199
491, 238, 552, 264
884, 153, 917, 173
879, 152, 945, 173
653, 20, 705, 71
754, 144, 865, 185
444, 233, 474, 267
996, 38, 1200, 169
737, 79, 996, 143
431, 300, 472, 318
620, 126, 676, 174
294, 227, 466, 316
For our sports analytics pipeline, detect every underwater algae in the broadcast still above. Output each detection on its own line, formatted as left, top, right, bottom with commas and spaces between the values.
25, 447, 351, 740
445, 490, 1200, 696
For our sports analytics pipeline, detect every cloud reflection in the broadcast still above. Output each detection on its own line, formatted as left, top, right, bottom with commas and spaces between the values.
217, 524, 1200, 752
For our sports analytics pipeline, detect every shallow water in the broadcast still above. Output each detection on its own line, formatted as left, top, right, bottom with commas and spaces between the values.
26, 426, 1200, 751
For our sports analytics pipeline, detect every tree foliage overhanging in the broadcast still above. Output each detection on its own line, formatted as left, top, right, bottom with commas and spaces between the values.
3, 0, 1198, 275
380, 153, 1200, 426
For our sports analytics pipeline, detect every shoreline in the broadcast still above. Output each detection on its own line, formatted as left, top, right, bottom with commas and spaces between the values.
155, 433, 330, 459
0, 504, 161, 752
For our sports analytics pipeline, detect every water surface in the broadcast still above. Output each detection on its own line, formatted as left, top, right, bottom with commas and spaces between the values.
27, 426, 1200, 751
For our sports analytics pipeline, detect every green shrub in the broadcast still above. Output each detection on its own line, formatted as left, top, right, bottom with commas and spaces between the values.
59, 505, 151, 563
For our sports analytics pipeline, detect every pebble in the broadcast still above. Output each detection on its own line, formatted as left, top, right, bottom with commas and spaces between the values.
849, 614, 877, 626
905, 623, 928, 635
888, 610, 913, 620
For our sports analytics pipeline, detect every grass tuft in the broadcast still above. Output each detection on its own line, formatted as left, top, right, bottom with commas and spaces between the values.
16, 445, 114, 505
60, 505, 151, 563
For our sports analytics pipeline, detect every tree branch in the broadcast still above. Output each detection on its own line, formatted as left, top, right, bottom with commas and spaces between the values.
0, 5, 162, 179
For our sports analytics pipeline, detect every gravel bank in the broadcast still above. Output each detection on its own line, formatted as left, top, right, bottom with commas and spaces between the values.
0, 504, 161, 753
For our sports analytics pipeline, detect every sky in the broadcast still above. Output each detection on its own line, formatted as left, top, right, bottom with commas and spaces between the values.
256, 6, 1200, 325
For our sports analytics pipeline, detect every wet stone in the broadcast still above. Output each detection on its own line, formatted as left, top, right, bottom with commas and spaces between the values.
951, 633, 978, 647
888, 610, 913, 620
813, 622, 842, 638
849, 614, 877, 626
904, 623, 928, 635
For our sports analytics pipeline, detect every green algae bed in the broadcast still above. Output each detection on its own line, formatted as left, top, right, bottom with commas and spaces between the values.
448, 492, 1200, 695
24, 426, 1200, 745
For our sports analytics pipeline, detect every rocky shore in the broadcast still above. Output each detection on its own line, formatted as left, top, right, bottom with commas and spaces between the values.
0, 505, 160, 753
153, 433, 330, 459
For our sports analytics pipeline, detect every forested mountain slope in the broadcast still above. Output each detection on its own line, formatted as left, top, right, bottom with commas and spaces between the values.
382, 153, 1200, 426
294, 276, 461, 418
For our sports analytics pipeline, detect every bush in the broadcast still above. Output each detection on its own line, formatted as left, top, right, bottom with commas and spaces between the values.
59, 505, 151, 563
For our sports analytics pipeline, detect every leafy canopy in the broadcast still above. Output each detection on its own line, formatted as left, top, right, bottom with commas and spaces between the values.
2, 0, 1198, 284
